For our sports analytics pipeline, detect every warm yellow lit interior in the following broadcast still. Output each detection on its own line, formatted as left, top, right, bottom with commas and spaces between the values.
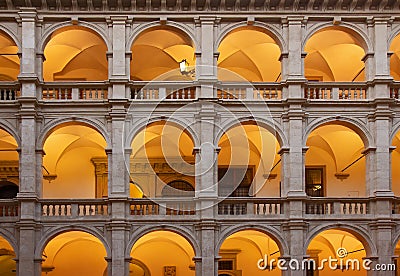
0, 128, 18, 161
42, 123, 107, 198
130, 121, 195, 197
41, 231, 107, 276
130, 27, 195, 81
218, 123, 281, 197
306, 124, 366, 197
0, 31, 19, 81
217, 27, 281, 82
0, 235, 16, 276
130, 230, 195, 275
43, 26, 108, 81
219, 230, 281, 275
307, 229, 366, 275
390, 34, 400, 80
392, 131, 400, 195
304, 27, 365, 82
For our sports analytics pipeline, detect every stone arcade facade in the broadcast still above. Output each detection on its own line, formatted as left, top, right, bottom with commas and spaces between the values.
1, 1, 400, 276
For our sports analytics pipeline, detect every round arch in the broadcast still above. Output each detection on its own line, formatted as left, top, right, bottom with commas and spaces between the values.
390, 230, 400, 255
387, 25, 400, 50
303, 117, 373, 148
214, 117, 287, 148
130, 258, 151, 276
125, 117, 200, 150
215, 21, 286, 52
38, 21, 111, 53
34, 226, 111, 260
37, 117, 110, 149
0, 123, 20, 147
0, 26, 21, 50
390, 121, 400, 144
302, 23, 372, 53
305, 223, 377, 257
126, 225, 200, 258
0, 229, 18, 258
216, 224, 289, 256
127, 21, 198, 51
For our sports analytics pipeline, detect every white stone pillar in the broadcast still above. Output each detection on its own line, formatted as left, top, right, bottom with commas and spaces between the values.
107, 17, 131, 276
17, 9, 41, 276
372, 223, 396, 276
196, 17, 218, 98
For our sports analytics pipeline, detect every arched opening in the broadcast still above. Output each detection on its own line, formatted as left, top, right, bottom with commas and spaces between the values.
0, 181, 18, 199
130, 230, 195, 275
304, 27, 366, 82
218, 230, 281, 275
42, 123, 107, 198
41, 231, 107, 276
392, 130, 400, 195
307, 229, 367, 275
0, 128, 19, 198
0, 31, 19, 81
43, 26, 108, 81
130, 26, 195, 81
218, 122, 281, 197
0, 235, 16, 275
161, 180, 195, 197
217, 27, 281, 82
390, 33, 400, 81
393, 238, 400, 274
305, 123, 366, 197
130, 121, 195, 198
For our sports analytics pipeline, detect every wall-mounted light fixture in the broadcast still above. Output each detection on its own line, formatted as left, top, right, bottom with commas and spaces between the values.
179, 59, 195, 77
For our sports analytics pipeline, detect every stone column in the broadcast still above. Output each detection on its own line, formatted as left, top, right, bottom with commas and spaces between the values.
196, 17, 218, 98
283, 16, 307, 98
283, 16, 308, 276
371, 223, 396, 276
17, 8, 41, 276
195, 222, 219, 276
107, 16, 130, 276
194, 86, 219, 276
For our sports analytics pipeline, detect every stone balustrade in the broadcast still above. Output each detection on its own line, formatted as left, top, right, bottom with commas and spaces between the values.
4, 81, 400, 102
40, 199, 109, 219
305, 198, 370, 215
0, 82, 20, 101
305, 82, 368, 100
41, 82, 108, 100
0, 197, 391, 221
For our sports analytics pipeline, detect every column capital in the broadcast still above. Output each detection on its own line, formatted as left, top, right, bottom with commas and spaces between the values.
17, 8, 38, 21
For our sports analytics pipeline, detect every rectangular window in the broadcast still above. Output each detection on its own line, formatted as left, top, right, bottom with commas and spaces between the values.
305, 167, 324, 197
218, 260, 234, 271
218, 167, 253, 197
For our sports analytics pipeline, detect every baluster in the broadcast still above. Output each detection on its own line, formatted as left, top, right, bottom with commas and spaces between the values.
354, 203, 359, 214
42, 205, 47, 216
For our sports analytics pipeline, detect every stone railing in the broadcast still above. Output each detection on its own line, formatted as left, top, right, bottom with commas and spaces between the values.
218, 198, 284, 216
41, 82, 108, 100
390, 83, 400, 100
305, 198, 369, 215
0, 82, 20, 101
391, 198, 400, 214
217, 83, 282, 100
129, 198, 196, 216
305, 82, 368, 100
0, 200, 18, 217
40, 199, 109, 218
129, 81, 197, 100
